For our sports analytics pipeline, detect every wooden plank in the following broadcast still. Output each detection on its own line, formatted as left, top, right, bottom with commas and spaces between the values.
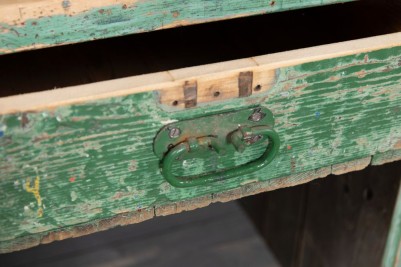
297, 164, 401, 267
0, 0, 356, 54
245, 162, 401, 267
2, 32, 401, 114
2, 34, 401, 252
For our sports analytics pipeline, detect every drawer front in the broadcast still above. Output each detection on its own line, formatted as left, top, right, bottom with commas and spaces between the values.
0, 0, 355, 55
1, 35, 401, 253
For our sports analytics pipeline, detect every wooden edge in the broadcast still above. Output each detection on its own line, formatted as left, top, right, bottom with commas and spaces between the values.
0, 0, 142, 23
3, 149, 401, 253
1, 32, 401, 115
382, 179, 401, 267
372, 149, 401, 166
7, 150, 401, 254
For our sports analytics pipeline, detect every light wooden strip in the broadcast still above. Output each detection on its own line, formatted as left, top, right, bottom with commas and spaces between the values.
0, 0, 134, 23
1, 32, 401, 115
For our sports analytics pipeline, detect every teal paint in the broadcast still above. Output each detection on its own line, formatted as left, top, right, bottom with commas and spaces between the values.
0, 0, 355, 54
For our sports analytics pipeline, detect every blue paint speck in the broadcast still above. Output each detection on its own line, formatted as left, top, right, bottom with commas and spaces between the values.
315, 111, 321, 119
62, 0, 71, 9
0, 131, 3, 137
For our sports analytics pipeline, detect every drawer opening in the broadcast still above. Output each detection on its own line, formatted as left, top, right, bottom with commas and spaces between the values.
0, 0, 400, 98
240, 161, 401, 267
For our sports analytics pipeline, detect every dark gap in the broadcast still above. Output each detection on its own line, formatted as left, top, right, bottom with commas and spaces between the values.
0, 0, 400, 97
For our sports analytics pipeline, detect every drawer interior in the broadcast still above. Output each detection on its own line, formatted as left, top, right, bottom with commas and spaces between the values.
0, 0, 400, 97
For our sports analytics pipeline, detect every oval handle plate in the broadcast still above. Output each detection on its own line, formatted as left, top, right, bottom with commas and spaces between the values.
153, 107, 280, 188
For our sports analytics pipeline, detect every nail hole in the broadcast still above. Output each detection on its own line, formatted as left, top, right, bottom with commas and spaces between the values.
172, 100, 178, 106
363, 188, 374, 201
213, 91, 220, 97
254, 84, 262, 91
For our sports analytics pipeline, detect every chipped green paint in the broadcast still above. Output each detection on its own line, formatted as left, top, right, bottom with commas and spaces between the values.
154, 107, 279, 187
0, 0, 355, 54
1, 45, 401, 253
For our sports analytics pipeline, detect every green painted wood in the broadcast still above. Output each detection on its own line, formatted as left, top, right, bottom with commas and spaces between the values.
383, 182, 401, 267
1, 45, 401, 253
0, 0, 355, 54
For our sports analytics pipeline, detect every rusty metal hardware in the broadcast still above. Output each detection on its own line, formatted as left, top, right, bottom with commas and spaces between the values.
153, 107, 280, 188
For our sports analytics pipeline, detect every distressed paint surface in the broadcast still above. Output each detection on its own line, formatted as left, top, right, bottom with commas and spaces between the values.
1, 45, 401, 253
0, 0, 355, 54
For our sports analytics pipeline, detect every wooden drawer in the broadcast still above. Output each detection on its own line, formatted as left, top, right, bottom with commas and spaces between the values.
1, 0, 401, 262
0, 0, 355, 54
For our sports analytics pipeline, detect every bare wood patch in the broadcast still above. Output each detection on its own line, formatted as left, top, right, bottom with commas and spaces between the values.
183, 81, 197, 108
372, 149, 401, 166
238, 71, 253, 97
331, 157, 371, 175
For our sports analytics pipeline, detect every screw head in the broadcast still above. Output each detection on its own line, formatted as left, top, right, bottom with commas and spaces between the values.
249, 109, 266, 122
168, 127, 181, 138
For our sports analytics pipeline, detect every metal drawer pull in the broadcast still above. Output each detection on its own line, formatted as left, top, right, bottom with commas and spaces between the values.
153, 107, 280, 188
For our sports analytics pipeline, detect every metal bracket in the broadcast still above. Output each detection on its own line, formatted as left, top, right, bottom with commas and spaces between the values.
153, 107, 280, 187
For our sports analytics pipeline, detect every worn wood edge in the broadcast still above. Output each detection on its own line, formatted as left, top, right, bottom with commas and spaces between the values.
0, 0, 356, 54
1, 32, 401, 115
6, 152, 400, 254
372, 149, 401, 166
0, 0, 353, 24
331, 157, 372, 175
0, 0, 135, 23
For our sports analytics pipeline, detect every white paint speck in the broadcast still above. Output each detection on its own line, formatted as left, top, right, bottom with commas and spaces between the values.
281, 92, 290, 97
0, 123, 6, 132
161, 119, 178, 125
71, 191, 78, 202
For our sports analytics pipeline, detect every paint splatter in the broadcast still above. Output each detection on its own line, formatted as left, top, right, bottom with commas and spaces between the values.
0, 123, 6, 137
315, 111, 321, 119
62, 0, 71, 9
287, 145, 292, 150
69, 177, 76, 182
128, 160, 138, 171
71, 191, 78, 202
25, 176, 43, 217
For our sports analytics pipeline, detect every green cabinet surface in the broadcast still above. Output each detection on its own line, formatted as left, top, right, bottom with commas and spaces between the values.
1, 43, 401, 253
0, 0, 355, 54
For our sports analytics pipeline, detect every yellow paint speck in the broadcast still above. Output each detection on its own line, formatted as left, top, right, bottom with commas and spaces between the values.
25, 176, 43, 217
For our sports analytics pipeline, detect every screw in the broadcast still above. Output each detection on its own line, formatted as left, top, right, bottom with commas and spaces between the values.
249, 109, 266, 122
168, 127, 181, 138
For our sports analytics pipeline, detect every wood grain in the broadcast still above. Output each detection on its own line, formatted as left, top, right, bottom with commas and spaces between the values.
1, 34, 401, 253
250, 162, 401, 267
2, 32, 401, 114
0, 0, 355, 54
